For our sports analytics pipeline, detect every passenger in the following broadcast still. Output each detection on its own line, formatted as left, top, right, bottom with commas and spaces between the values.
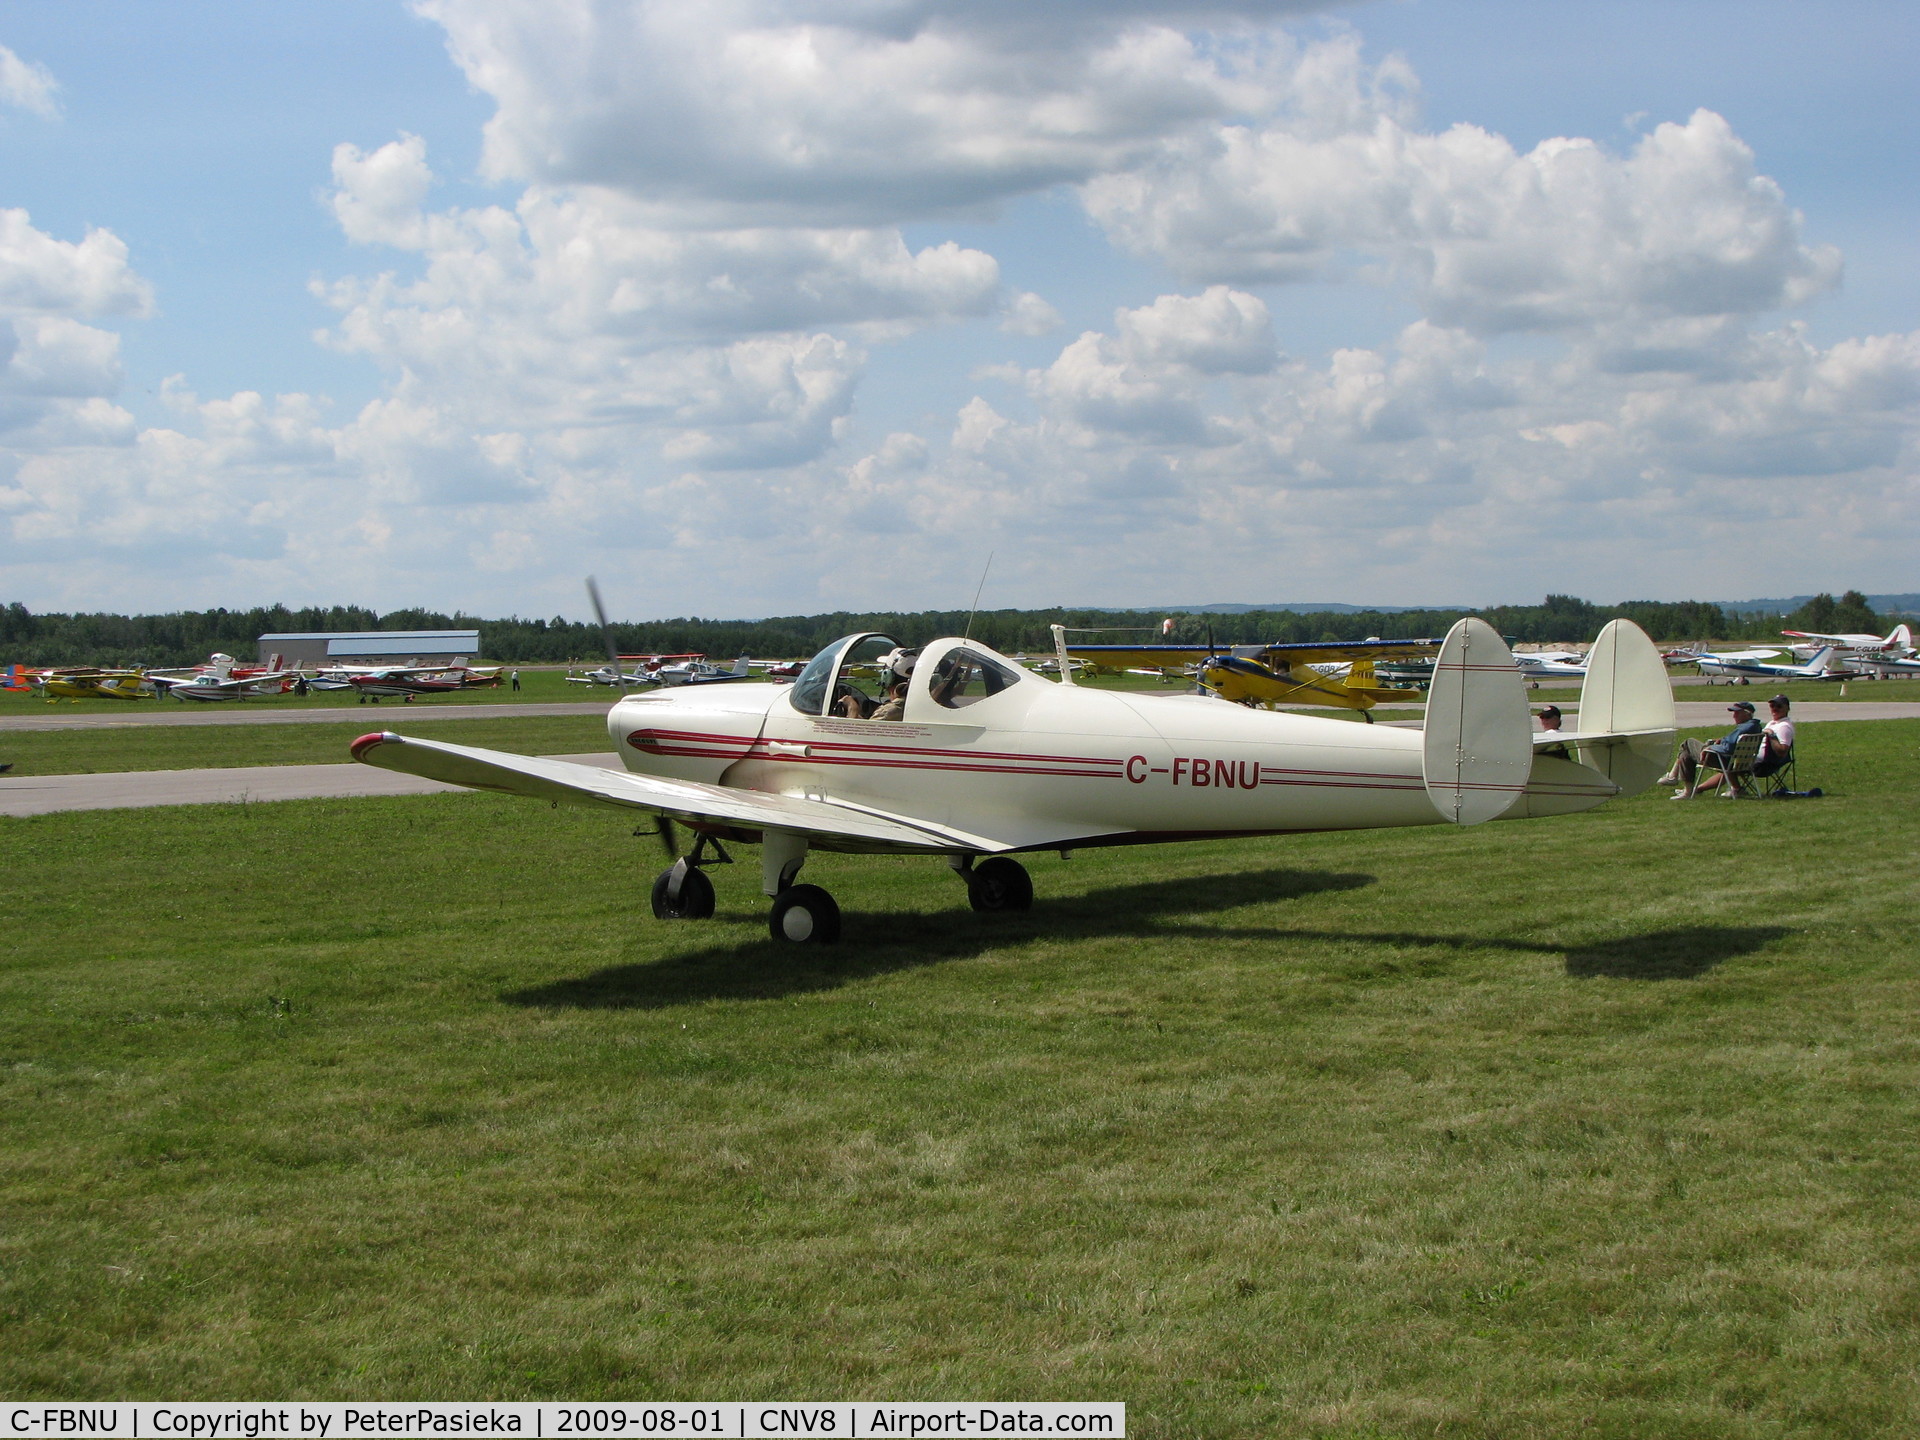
871, 680, 909, 722
1663, 699, 1762, 798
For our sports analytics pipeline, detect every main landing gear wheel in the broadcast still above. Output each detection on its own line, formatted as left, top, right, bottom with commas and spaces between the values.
651, 865, 716, 920
967, 857, 1033, 912
769, 884, 840, 944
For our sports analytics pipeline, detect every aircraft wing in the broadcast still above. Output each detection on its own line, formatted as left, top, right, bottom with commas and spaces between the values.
350, 731, 1025, 853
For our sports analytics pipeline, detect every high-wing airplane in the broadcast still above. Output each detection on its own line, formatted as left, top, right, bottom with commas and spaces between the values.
1065, 638, 1436, 717
1683, 645, 1857, 682
1513, 649, 1589, 679
1781, 623, 1913, 662
352, 616, 1675, 945
14, 666, 158, 700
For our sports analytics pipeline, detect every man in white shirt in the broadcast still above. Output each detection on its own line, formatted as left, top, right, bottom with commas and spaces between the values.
1756, 693, 1795, 778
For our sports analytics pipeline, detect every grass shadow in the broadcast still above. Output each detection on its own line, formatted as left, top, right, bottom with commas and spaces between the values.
502, 866, 1375, 1009
1560, 925, 1793, 980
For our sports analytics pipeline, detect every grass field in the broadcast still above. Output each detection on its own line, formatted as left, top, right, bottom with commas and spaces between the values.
0, 715, 615, 776
2, 720, 1917, 1434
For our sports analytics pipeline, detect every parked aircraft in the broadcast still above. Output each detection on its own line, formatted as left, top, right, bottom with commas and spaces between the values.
1683, 645, 1856, 682
1065, 638, 1436, 716
15, 666, 158, 701
353, 617, 1675, 945
142, 652, 299, 701
1781, 623, 1913, 662
1513, 650, 1589, 679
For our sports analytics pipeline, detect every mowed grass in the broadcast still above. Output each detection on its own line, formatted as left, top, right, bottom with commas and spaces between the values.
0, 715, 615, 776
2, 722, 1917, 1434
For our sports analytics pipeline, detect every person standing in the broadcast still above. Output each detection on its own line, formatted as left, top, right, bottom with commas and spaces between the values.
510, 669, 521, 692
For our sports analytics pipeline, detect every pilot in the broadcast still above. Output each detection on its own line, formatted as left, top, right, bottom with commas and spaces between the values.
871, 680, 909, 722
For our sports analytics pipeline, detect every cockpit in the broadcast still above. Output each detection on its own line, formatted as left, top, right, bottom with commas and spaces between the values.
788, 633, 1030, 719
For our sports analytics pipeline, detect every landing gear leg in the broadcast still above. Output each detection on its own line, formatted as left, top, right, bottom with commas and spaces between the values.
650, 832, 729, 920
764, 831, 838, 943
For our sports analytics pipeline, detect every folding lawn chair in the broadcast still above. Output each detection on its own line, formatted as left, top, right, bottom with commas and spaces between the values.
1700, 731, 1764, 798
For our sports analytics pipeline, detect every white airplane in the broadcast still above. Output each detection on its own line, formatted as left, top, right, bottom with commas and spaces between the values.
1685, 644, 1856, 682
1512, 649, 1590, 679
1782, 622, 1913, 662
149, 654, 300, 702
351, 617, 1674, 945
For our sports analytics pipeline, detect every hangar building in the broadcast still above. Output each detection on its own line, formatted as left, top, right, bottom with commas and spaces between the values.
258, 630, 483, 667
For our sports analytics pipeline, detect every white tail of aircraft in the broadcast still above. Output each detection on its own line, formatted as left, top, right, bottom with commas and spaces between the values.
732, 655, 751, 676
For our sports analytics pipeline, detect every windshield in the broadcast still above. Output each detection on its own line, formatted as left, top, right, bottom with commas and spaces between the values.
789, 632, 905, 716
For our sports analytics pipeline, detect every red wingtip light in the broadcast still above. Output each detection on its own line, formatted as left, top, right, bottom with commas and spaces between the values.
350, 731, 395, 760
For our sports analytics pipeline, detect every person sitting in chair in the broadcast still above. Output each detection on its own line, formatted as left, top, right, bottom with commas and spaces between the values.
1663, 699, 1763, 798
1754, 693, 1795, 780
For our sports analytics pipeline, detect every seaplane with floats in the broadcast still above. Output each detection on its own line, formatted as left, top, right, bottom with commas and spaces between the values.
351, 597, 1677, 945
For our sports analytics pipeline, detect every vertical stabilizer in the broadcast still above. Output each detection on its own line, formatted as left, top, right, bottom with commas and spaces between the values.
1423, 618, 1531, 825
1573, 619, 1675, 796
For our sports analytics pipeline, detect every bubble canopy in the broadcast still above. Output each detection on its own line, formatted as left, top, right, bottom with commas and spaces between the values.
789, 632, 905, 716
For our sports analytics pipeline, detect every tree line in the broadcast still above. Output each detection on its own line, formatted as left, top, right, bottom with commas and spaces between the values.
0, 591, 1892, 668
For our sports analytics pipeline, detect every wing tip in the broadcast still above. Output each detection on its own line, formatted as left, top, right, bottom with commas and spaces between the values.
350, 731, 398, 761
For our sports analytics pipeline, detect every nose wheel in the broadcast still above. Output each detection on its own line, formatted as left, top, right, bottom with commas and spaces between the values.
648, 831, 729, 920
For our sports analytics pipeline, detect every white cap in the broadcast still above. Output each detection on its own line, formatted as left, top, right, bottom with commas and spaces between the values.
880, 647, 918, 677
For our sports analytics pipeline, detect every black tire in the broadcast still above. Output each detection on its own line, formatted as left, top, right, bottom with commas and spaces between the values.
769, 884, 840, 943
651, 865, 716, 920
967, 857, 1033, 912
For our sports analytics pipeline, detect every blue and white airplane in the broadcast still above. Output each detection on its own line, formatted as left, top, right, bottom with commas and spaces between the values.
1684, 645, 1856, 682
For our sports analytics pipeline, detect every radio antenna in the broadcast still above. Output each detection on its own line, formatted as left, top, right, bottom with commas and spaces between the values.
962, 551, 995, 641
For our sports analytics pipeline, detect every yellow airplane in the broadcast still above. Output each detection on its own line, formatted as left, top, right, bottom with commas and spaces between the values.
1064, 639, 1436, 718
29, 667, 156, 701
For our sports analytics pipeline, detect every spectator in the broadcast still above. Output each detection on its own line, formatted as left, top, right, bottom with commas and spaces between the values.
1536, 705, 1562, 733
1663, 700, 1762, 799
1755, 693, 1795, 778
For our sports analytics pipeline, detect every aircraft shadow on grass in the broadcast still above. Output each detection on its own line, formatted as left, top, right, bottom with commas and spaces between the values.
502, 866, 1374, 1009
502, 867, 1795, 1010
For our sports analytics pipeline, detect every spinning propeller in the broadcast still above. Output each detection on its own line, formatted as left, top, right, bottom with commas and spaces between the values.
590, 576, 680, 860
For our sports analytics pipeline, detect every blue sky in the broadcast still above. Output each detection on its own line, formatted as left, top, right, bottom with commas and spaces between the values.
1, 1, 1914, 618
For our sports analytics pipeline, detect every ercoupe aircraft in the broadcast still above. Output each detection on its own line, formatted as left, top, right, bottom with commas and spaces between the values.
352, 617, 1676, 945
1065, 638, 1436, 716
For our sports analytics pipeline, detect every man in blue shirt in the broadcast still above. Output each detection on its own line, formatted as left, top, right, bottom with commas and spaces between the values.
1664, 699, 1763, 798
